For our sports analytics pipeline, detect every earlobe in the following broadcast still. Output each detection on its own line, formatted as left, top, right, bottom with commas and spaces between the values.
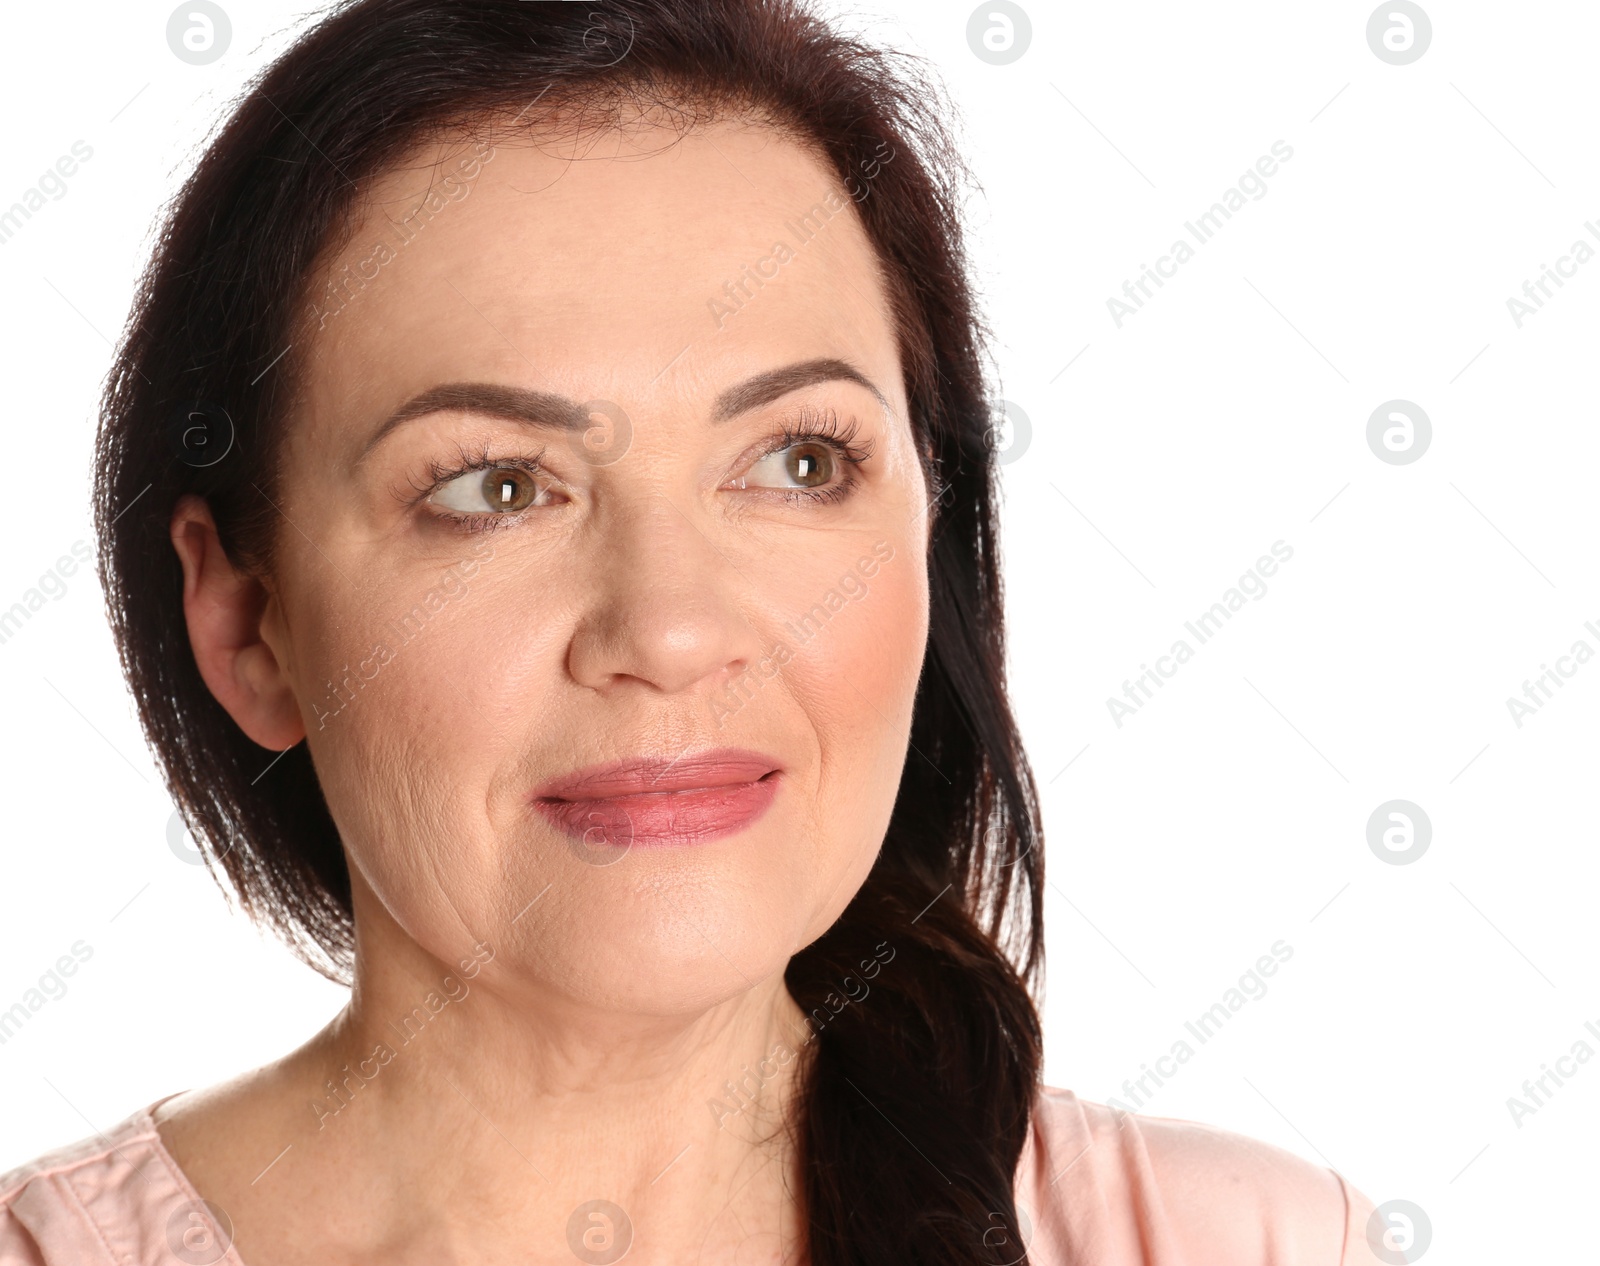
169, 495, 307, 751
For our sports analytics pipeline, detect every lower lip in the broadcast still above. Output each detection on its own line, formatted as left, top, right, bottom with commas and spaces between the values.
533, 773, 781, 848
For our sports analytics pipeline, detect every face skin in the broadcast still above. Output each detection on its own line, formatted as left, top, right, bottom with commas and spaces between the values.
163, 112, 930, 1265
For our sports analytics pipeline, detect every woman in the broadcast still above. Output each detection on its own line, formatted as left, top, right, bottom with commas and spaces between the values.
0, 2, 1391, 1262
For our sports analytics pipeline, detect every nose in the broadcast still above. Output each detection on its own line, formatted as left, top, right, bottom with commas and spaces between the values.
565, 493, 761, 697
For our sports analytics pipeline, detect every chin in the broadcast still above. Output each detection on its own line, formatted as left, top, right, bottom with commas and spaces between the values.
533, 928, 795, 1018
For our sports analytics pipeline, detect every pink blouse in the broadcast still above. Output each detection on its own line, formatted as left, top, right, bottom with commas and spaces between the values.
0, 1086, 1391, 1264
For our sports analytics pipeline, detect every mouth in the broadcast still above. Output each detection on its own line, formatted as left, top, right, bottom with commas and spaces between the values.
530, 748, 783, 848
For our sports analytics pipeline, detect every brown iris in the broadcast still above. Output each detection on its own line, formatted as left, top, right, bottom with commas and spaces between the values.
481, 467, 541, 511
785, 442, 833, 488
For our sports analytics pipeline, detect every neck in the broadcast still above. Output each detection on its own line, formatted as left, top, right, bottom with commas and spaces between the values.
263, 896, 814, 1264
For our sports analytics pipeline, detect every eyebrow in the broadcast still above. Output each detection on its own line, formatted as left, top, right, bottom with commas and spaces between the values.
357, 357, 890, 462
709, 357, 889, 422
357, 382, 588, 464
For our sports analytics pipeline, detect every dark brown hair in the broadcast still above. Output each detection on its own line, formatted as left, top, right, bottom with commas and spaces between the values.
93, 2, 1046, 1261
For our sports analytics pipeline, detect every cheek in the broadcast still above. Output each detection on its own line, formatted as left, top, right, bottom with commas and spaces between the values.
293, 573, 490, 737
770, 541, 927, 900
288, 555, 570, 898
779, 546, 926, 738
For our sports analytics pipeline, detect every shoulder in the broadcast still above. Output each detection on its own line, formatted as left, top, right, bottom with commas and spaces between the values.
0, 1095, 237, 1266
1013, 1085, 1387, 1266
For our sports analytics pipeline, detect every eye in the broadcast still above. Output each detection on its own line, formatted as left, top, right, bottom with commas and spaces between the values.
741, 440, 837, 491
726, 409, 872, 503
431, 465, 559, 515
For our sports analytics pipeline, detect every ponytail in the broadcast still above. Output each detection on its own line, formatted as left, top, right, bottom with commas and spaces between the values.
788, 869, 1042, 1265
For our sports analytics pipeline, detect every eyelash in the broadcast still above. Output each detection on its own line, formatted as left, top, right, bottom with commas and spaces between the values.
408, 410, 874, 530
405, 440, 550, 533
748, 407, 875, 506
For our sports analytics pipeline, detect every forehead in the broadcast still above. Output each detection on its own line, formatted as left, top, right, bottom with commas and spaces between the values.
291, 117, 901, 433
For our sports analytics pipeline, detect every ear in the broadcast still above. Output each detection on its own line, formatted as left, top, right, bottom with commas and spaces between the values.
170, 494, 307, 751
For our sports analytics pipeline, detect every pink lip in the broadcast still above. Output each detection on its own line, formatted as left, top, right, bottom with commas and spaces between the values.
531, 748, 782, 848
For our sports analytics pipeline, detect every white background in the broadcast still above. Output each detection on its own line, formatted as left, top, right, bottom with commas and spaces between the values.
1, 2, 1594, 1262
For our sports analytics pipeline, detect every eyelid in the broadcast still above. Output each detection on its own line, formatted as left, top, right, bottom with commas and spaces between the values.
401, 441, 556, 506
740, 406, 874, 470
725, 408, 872, 510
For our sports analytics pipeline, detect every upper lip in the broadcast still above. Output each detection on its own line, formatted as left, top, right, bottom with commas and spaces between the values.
532, 747, 782, 801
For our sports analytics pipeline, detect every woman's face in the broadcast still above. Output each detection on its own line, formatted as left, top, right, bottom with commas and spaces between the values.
254, 117, 930, 1014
